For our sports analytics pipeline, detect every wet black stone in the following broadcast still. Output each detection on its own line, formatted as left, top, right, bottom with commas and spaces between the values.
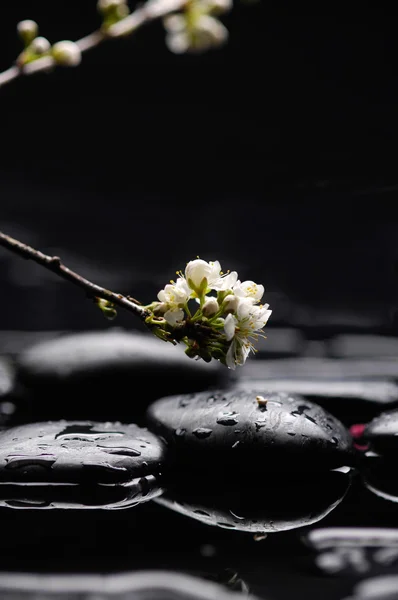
234, 377, 398, 426
155, 470, 351, 533
146, 389, 355, 473
0, 421, 166, 485
14, 330, 231, 422
364, 409, 398, 454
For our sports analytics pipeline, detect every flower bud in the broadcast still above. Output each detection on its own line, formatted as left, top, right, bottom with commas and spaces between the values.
223, 294, 239, 314
202, 297, 219, 317
17, 20, 39, 46
52, 41, 82, 66
30, 36, 51, 55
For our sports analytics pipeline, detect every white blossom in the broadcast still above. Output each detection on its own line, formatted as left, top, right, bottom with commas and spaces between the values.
233, 280, 264, 303
165, 14, 228, 54
185, 259, 222, 290
157, 277, 191, 325
223, 298, 272, 369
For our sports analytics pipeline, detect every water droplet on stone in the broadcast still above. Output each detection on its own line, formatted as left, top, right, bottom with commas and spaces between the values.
193, 428, 213, 439
217, 411, 239, 426
175, 428, 186, 437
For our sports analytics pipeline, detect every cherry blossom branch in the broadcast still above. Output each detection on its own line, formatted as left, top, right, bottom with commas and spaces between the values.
0, 231, 149, 321
0, 0, 188, 90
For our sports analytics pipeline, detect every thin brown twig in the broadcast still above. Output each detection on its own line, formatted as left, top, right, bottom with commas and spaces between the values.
0, 0, 187, 90
0, 231, 149, 321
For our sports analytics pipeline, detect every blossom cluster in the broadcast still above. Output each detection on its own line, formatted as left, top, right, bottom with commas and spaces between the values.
148, 259, 271, 369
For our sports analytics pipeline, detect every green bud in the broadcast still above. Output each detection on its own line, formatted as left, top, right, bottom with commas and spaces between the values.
17, 20, 39, 46
95, 297, 117, 320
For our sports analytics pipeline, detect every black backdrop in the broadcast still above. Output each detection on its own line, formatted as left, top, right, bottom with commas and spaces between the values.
1, 5, 398, 337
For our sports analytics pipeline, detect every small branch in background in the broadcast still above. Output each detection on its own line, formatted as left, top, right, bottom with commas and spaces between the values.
0, 0, 232, 90
0, 0, 188, 90
0, 231, 149, 322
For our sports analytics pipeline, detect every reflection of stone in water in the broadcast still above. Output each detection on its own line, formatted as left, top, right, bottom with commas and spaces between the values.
305, 527, 398, 576
363, 456, 398, 504
155, 470, 351, 534
0, 474, 163, 510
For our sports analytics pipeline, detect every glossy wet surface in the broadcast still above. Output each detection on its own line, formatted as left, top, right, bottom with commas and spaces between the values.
1, 341, 398, 599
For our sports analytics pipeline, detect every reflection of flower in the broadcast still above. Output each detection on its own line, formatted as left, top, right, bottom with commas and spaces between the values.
148, 258, 271, 369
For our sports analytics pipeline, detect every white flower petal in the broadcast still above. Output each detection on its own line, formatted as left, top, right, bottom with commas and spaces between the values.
225, 341, 236, 369
224, 313, 236, 341
164, 308, 184, 325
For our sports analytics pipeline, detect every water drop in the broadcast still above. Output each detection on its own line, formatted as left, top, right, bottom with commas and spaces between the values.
194, 509, 211, 517
217, 412, 239, 426
193, 428, 213, 439
174, 428, 186, 437
98, 446, 141, 457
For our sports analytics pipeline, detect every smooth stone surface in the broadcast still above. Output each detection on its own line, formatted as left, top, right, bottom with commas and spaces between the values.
15, 329, 231, 422
364, 410, 398, 454
0, 475, 162, 510
146, 389, 355, 472
0, 421, 165, 485
0, 571, 259, 600
234, 377, 398, 425
155, 470, 350, 533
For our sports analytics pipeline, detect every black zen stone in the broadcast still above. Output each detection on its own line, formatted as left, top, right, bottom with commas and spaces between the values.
234, 377, 398, 426
155, 470, 351, 533
0, 421, 166, 485
364, 409, 398, 454
146, 390, 355, 473
15, 330, 231, 422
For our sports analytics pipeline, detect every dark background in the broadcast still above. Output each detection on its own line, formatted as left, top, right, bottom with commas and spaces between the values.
1, 4, 398, 337
2, 6, 398, 600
